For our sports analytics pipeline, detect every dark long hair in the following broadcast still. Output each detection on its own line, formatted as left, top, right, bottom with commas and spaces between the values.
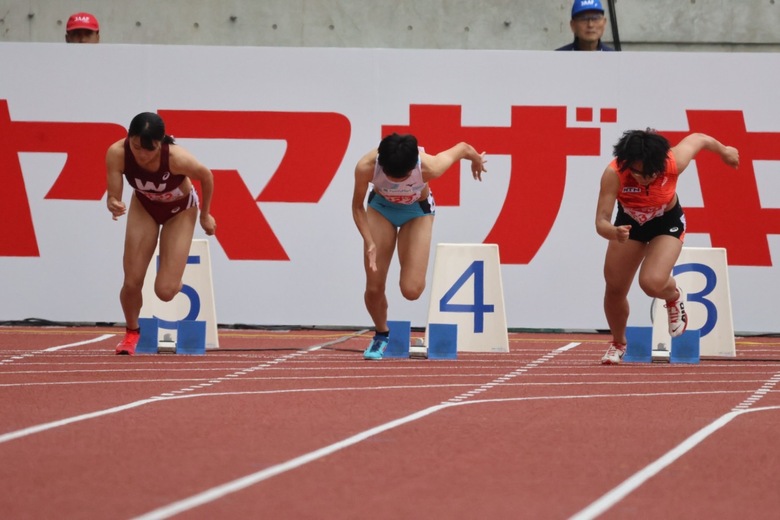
127, 112, 176, 150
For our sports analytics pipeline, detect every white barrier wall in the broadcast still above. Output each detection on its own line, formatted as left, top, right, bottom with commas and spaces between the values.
1, 44, 779, 333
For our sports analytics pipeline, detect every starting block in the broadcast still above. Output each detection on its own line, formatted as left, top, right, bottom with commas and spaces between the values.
623, 326, 700, 364
623, 326, 653, 363
136, 318, 161, 354
670, 329, 701, 364
379, 320, 456, 360
135, 317, 206, 355
176, 320, 207, 355
384, 320, 412, 358
428, 323, 458, 360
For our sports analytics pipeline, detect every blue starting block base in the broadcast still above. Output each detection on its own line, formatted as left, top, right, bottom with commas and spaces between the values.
623, 326, 700, 364
428, 323, 457, 360
670, 329, 701, 364
384, 320, 411, 358
623, 326, 653, 363
378, 320, 457, 360
176, 320, 207, 355
135, 317, 206, 355
136, 318, 161, 354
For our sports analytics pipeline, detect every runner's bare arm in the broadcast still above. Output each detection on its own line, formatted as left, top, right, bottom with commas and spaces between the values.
422, 142, 487, 182
352, 150, 379, 271
105, 140, 126, 220
672, 133, 740, 173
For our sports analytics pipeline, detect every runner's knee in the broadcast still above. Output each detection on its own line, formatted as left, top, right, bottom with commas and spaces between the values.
400, 280, 425, 301
154, 280, 182, 302
637, 273, 668, 297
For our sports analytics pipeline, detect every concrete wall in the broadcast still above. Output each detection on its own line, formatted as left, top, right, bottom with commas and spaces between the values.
1, 0, 778, 52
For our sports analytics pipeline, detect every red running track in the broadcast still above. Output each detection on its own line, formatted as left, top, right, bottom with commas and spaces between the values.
1, 326, 779, 519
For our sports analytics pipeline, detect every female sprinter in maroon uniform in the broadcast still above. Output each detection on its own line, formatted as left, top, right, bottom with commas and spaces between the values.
595, 129, 739, 365
106, 112, 216, 355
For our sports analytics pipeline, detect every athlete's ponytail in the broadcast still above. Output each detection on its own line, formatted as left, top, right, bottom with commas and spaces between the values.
127, 112, 176, 150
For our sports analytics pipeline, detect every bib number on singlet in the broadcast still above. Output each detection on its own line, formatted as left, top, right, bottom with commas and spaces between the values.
383, 194, 417, 204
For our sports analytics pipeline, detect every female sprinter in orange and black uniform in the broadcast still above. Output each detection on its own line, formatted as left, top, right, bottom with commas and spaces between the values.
595, 129, 739, 365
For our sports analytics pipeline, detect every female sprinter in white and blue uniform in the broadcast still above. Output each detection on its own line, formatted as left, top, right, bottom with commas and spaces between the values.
352, 133, 487, 359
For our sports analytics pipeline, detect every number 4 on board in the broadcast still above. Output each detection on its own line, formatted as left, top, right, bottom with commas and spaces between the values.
438, 260, 494, 333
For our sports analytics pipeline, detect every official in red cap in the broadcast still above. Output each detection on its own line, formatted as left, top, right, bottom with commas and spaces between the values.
65, 12, 100, 44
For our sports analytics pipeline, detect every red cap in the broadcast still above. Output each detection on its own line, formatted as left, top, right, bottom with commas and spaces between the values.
66, 12, 99, 32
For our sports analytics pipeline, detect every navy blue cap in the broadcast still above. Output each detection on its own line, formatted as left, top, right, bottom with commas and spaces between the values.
572, 0, 605, 18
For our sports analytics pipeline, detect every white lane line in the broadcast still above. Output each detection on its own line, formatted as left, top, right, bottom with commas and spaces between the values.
20, 338, 764, 520
447, 342, 581, 403
0, 383, 754, 446
733, 372, 780, 410
0, 331, 367, 444
0, 398, 160, 444
557, 342, 582, 352
131, 342, 583, 519
131, 402, 455, 520
569, 404, 780, 520
130, 388, 777, 520
146, 331, 365, 398
570, 368, 780, 519
44, 334, 116, 352
0, 334, 115, 365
